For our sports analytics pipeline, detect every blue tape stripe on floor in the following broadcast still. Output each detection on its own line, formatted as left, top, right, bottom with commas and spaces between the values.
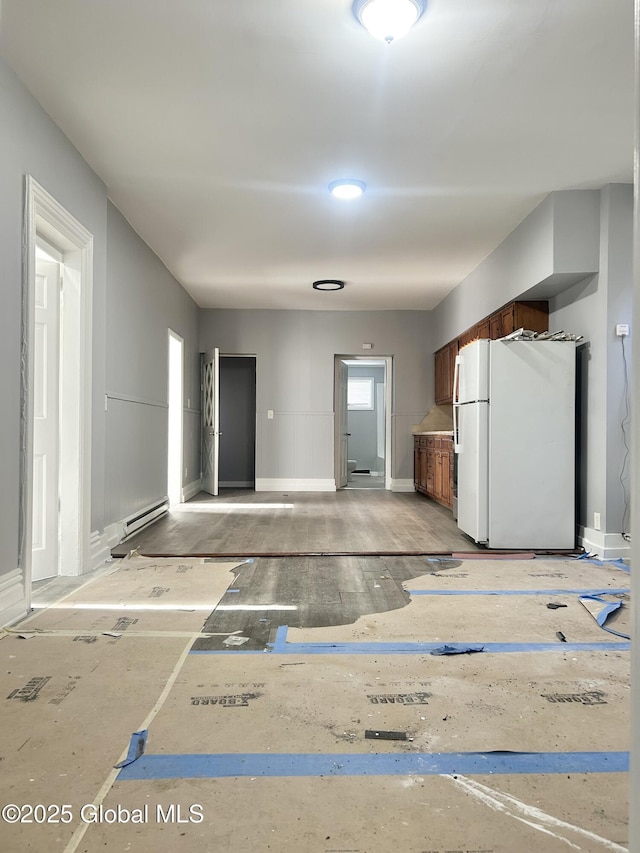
189, 640, 629, 655
406, 588, 630, 596
117, 751, 629, 781
577, 556, 630, 573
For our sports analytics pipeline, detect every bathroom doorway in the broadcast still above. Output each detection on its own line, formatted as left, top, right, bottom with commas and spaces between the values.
334, 356, 392, 490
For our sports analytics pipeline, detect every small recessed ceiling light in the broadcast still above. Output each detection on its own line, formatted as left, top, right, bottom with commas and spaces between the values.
313, 279, 345, 291
328, 179, 366, 199
354, 0, 426, 44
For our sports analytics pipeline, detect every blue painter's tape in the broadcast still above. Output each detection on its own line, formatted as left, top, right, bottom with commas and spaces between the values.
114, 730, 148, 768
190, 639, 629, 655
117, 750, 629, 781
579, 594, 631, 640
577, 555, 630, 573
406, 588, 630, 596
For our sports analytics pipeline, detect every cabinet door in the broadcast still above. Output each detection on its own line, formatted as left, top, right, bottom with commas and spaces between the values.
513, 301, 549, 333
500, 304, 515, 336
414, 443, 420, 490
489, 314, 501, 340
440, 449, 451, 506
477, 318, 490, 339
448, 339, 459, 401
434, 346, 451, 404
421, 447, 430, 493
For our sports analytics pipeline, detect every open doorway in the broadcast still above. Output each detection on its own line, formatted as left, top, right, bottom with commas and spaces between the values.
334, 356, 392, 490
167, 330, 184, 506
201, 353, 256, 495
218, 356, 256, 489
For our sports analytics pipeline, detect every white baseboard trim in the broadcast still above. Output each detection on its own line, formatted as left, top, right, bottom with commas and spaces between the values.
391, 479, 415, 492
255, 478, 336, 492
182, 478, 203, 502
89, 524, 122, 572
0, 569, 28, 628
219, 481, 254, 489
578, 527, 631, 561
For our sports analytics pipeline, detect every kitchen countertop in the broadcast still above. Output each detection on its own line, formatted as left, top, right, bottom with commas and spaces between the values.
412, 430, 454, 436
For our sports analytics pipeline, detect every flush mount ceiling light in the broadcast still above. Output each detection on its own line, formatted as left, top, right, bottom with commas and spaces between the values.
313, 279, 345, 291
354, 0, 426, 43
328, 179, 366, 199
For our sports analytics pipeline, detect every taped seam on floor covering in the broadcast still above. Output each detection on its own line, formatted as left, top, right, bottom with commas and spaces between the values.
406, 588, 630, 596
190, 626, 630, 655
116, 750, 629, 781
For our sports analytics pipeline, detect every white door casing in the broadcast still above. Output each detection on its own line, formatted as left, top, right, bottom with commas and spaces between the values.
31, 258, 61, 581
21, 175, 93, 602
202, 348, 220, 496
335, 358, 349, 488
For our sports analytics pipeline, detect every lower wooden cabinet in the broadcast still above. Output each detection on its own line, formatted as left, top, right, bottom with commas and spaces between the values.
414, 434, 454, 510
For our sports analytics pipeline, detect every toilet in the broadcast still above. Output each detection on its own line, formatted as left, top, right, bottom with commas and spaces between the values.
347, 459, 358, 474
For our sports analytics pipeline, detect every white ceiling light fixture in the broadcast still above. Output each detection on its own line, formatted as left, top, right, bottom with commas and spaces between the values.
354, 0, 426, 44
329, 179, 366, 199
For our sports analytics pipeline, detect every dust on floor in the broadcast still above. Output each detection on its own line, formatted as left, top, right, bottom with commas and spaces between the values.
0, 554, 630, 852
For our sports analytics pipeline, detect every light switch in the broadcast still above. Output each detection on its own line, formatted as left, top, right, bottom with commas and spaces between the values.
267, 409, 274, 419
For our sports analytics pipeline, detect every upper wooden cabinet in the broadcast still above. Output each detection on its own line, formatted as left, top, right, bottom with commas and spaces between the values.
434, 339, 460, 405
433, 300, 548, 403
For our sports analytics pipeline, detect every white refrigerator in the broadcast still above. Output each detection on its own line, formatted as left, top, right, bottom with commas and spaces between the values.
453, 339, 576, 549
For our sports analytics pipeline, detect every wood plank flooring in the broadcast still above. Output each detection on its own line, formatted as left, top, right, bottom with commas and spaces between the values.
195, 554, 443, 651
112, 489, 479, 557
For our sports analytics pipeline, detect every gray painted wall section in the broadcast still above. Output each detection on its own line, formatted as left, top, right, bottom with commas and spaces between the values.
199, 310, 432, 482
431, 190, 600, 351
550, 184, 633, 536
105, 203, 200, 523
0, 58, 108, 581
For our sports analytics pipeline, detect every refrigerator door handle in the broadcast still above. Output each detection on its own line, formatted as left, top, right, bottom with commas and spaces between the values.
453, 354, 461, 453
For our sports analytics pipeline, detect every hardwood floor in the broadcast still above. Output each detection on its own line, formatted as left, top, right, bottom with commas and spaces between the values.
112, 489, 480, 557
194, 554, 459, 651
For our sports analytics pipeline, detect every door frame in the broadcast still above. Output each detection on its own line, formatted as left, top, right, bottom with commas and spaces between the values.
167, 329, 184, 506
22, 175, 94, 591
333, 355, 393, 489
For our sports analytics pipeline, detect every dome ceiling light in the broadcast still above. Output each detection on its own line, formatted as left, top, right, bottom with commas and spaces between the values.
328, 179, 366, 199
313, 279, 345, 291
353, 0, 426, 44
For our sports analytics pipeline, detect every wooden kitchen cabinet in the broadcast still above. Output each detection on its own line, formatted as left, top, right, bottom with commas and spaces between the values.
434, 300, 549, 398
414, 434, 454, 510
434, 339, 459, 404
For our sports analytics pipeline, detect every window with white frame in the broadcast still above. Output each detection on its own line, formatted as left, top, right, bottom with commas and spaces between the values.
348, 376, 374, 410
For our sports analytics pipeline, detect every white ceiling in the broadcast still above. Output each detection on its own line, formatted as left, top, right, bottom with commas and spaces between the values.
0, 0, 634, 311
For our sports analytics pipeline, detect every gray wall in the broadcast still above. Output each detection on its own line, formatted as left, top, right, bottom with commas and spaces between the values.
431, 190, 601, 351
0, 57, 201, 607
199, 310, 433, 483
0, 57, 107, 583
347, 364, 385, 473
550, 184, 633, 536
105, 204, 201, 523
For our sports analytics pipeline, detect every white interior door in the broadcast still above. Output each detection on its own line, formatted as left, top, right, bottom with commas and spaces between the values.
202, 347, 220, 496
32, 258, 60, 581
335, 358, 349, 488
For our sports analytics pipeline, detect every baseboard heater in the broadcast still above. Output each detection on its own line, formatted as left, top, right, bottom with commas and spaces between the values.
123, 498, 169, 538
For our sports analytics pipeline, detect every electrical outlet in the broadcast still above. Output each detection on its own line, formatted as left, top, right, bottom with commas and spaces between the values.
187, 398, 191, 408
594, 512, 601, 531
267, 409, 274, 419
362, 343, 373, 350
616, 324, 629, 336
184, 468, 187, 478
